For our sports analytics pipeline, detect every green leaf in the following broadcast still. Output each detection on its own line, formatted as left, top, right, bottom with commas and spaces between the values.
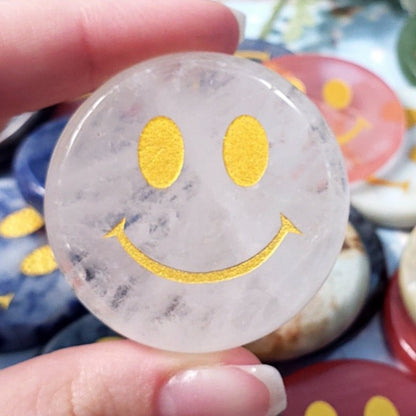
260, 0, 318, 42
260, 0, 289, 40
398, 15, 416, 85
284, 0, 316, 42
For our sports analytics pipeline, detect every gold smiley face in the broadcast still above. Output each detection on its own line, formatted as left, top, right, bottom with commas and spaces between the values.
305, 396, 400, 416
286, 76, 372, 146
105, 115, 301, 284
322, 79, 372, 146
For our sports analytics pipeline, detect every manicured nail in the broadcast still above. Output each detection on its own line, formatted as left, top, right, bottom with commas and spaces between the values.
210, 1, 246, 44
158, 364, 286, 416
227, 7, 246, 44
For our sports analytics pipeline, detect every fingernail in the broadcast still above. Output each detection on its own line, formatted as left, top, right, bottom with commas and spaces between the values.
228, 7, 246, 44
210, 1, 246, 44
158, 364, 286, 416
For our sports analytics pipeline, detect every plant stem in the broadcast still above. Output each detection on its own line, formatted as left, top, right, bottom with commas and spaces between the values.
260, 0, 290, 40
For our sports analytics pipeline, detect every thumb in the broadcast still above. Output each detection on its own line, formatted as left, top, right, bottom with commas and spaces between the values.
0, 340, 286, 416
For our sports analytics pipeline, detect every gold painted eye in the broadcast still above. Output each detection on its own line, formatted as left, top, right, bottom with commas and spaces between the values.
138, 116, 185, 189
323, 79, 352, 110
0, 207, 44, 238
223, 115, 269, 187
20, 245, 58, 276
305, 401, 338, 416
364, 396, 399, 416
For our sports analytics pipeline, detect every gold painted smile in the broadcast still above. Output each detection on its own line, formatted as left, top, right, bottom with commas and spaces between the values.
105, 214, 300, 284
105, 115, 302, 284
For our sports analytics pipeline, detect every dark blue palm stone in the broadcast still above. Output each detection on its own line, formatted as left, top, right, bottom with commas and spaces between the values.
42, 314, 120, 354
0, 108, 55, 172
13, 117, 69, 214
0, 177, 85, 352
238, 39, 291, 60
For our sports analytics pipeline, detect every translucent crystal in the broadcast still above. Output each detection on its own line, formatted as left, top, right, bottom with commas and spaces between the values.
45, 52, 348, 353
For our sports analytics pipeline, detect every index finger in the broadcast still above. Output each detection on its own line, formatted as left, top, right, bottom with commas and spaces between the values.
0, 0, 241, 119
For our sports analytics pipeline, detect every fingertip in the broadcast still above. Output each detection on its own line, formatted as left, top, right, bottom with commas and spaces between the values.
0, 340, 266, 416
0, 0, 242, 118
200, 0, 245, 53
158, 364, 285, 416
207, 1, 246, 47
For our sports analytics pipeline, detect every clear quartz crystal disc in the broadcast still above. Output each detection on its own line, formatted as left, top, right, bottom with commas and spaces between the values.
45, 52, 349, 353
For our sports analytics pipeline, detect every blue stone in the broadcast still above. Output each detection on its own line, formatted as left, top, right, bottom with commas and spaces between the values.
42, 314, 119, 354
0, 177, 86, 352
238, 39, 291, 60
13, 117, 69, 213
0, 347, 40, 369
0, 109, 55, 171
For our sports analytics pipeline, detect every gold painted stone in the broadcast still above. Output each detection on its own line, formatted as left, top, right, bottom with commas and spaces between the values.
45, 52, 348, 353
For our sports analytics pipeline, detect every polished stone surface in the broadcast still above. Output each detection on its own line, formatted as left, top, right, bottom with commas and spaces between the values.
352, 90, 416, 228
45, 52, 348, 352
42, 314, 119, 354
0, 109, 54, 170
384, 271, 416, 375
13, 117, 68, 213
248, 208, 390, 374
284, 360, 416, 415
0, 177, 85, 351
236, 38, 291, 61
399, 225, 416, 324
246, 222, 370, 361
267, 54, 406, 185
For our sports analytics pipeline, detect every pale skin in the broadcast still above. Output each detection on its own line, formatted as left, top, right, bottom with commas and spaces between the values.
0, 1, 285, 415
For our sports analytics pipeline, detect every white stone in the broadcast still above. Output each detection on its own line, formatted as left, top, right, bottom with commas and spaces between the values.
45, 52, 349, 353
351, 88, 416, 228
399, 226, 416, 325
246, 223, 370, 360
351, 126, 416, 228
